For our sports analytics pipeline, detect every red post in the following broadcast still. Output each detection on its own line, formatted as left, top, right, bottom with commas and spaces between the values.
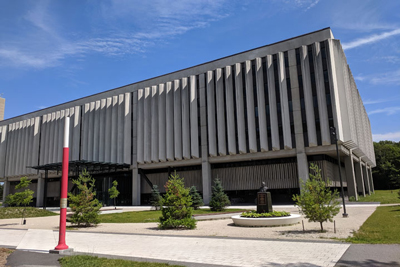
55, 116, 70, 250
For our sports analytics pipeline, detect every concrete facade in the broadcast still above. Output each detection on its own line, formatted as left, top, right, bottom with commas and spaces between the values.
0, 28, 375, 206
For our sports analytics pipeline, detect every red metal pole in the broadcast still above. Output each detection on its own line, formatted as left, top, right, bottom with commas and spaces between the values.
55, 116, 70, 250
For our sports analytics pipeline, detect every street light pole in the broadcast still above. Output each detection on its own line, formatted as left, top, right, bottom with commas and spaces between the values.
330, 126, 348, 218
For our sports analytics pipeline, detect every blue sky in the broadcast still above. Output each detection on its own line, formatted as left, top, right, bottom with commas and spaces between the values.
0, 0, 399, 142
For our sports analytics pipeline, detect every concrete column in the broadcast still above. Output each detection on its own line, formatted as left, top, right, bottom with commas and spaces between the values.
132, 167, 141, 205
181, 77, 191, 159
278, 52, 292, 150
190, 76, 200, 158
158, 84, 167, 162
344, 150, 358, 200
2, 179, 9, 205
93, 101, 100, 161
88, 103, 95, 161
166, 82, 174, 161
137, 90, 144, 164
0, 126, 8, 177
234, 63, 247, 154
143, 88, 151, 163
199, 73, 212, 204
174, 80, 182, 160
288, 49, 308, 187
207, 71, 217, 157
267, 55, 280, 151
36, 177, 44, 207
369, 167, 375, 193
354, 159, 365, 197
216, 68, 227, 156
245, 60, 257, 153
151, 86, 159, 162
15, 122, 22, 175
255, 58, 268, 152
297, 153, 309, 188
39, 116, 46, 165
363, 163, 371, 195
312, 42, 330, 146
224, 66, 237, 155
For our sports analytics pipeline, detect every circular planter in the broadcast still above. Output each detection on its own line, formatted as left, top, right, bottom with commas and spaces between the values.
231, 214, 301, 227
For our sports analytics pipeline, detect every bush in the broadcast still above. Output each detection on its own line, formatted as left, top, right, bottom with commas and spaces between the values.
5, 177, 34, 223
241, 210, 290, 218
209, 178, 230, 211
68, 170, 102, 227
150, 185, 163, 211
292, 163, 340, 232
158, 172, 196, 229
189, 186, 203, 210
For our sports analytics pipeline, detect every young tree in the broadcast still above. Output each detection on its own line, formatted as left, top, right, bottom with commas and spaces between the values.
68, 170, 102, 227
5, 177, 34, 224
292, 163, 341, 232
150, 185, 163, 210
159, 172, 196, 229
209, 178, 230, 211
189, 186, 203, 210
108, 180, 120, 209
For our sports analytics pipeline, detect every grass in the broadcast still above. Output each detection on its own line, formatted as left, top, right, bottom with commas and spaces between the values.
59, 255, 183, 267
354, 189, 400, 204
346, 205, 400, 244
0, 207, 57, 219
99, 208, 246, 223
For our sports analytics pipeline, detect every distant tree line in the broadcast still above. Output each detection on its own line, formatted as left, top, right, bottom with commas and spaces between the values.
373, 141, 400, 190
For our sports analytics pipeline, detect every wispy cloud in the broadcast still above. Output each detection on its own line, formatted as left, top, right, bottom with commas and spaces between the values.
0, 1, 230, 69
355, 69, 400, 85
305, 0, 320, 11
373, 131, 400, 142
342, 29, 400, 50
369, 107, 400, 116
363, 97, 400, 105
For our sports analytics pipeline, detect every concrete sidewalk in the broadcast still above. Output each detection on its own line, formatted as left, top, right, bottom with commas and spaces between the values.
2, 228, 349, 267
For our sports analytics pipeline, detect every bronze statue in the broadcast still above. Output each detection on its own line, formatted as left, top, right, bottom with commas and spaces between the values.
259, 182, 268, 192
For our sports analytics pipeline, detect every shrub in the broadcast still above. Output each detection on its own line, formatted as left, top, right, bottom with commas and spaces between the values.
68, 170, 102, 227
209, 178, 230, 211
241, 210, 290, 218
348, 196, 356, 202
292, 163, 341, 232
159, 172, 196, 229
108, 180, 120, 209
150, 185, 163, 211
189, 186, 204, 210
4, 177, 34, 223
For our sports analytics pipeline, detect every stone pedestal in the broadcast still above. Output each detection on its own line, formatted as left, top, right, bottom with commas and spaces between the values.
257, 192, 273, 213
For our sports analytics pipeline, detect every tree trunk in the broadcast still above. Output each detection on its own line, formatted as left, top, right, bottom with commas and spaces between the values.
320, 221, 324, 232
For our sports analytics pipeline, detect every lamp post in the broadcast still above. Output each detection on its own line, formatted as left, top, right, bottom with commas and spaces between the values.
330, 126, 348, 218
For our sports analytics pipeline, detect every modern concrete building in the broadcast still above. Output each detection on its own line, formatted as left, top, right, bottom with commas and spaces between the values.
0, 28, 375, 207
0, 97, 5, 121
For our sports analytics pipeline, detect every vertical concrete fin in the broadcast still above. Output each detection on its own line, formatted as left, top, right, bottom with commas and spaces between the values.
234, 63, 247, 154
278, 52, 292, 150
245, 60, 257, 153
224, 66, 237, 155
124, 92, 132, 165
166, 81, 174, 161
300, 46, 318, 147
267, 55, 280, 151
190, 75, 200, 158
174, 79, 182, 160
137, 90, 145, 164
216, 68, 227, 156
181, 77, 191, 159
255, 58, 268, 152
158, 84, 167, 162
151, 86, 159, 162
207, 70, 217, 157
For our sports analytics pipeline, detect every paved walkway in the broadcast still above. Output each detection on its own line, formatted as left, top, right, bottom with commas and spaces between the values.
2, 228, 349, 267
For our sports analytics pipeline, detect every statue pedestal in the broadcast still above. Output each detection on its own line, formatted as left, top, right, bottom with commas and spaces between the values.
257, 192, 273, 213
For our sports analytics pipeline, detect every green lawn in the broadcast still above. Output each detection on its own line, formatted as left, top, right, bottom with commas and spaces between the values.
355, 189, 400, 204
99, 208, 246, 223
346, 205, 400, 244
0, 207, 57, 219
59, 255, 183, 267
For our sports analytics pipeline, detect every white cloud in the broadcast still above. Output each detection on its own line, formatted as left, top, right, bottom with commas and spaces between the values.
373, 131, 400, 142
369, 107, 400, 116
342, 29, 400, 50
355, 69, 400, 86
0, 1, 231, 69
305, 0, 320, 11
